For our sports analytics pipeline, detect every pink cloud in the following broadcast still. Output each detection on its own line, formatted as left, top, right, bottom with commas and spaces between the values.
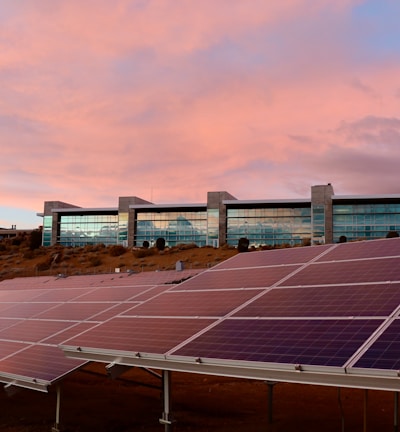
1, 0, 400, 227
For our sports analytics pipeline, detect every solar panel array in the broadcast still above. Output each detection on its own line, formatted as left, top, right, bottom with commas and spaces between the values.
2, 238, 400, 393
0, 269, 201, 391
60, 238, 400, 391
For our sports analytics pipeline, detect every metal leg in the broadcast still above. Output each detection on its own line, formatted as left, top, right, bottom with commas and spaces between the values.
265, 381, 277, 424
51, 385, 61, 432
337, 388, 345, 432
159, 370, 174, 432
363, 389, 368, 432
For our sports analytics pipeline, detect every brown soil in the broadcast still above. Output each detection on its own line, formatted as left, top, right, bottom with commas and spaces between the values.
0, 242, 397, 431
0, 244, 238, 281
0, 364, 396, 432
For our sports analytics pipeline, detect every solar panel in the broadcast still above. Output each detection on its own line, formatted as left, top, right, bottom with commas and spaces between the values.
280, 257, 400, 287
353, 319, 400, 370
233, 283, 400, 317
121, 289, 263, 317
63, 317, 216, 355
0, 345, 83, 384
3, 237, 400, 395
0, 269, 202, 391
170, 265, 301, 291
316, 237, 400, 262
171, 318, 383, 367
215, 244, 332, 269
59, 238, 400, 392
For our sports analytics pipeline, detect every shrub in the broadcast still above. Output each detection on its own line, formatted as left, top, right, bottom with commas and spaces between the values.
133, 248, 156, 259
108, 245, 127, 257
23, 250, 35, 259
88, 256, 102, 267
36, 257, 53, 271
237, 237, 249, 253
155, 238, 166, 251
29, 230, 42, 250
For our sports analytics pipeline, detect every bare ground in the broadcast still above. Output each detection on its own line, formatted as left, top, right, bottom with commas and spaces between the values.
0, 364, 396, 431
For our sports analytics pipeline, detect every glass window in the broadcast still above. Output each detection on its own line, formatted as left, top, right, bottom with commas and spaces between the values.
58, 213, 119, 246
333, 202, 400, 242
135, 210, 207, 247
226, 206, 311, 247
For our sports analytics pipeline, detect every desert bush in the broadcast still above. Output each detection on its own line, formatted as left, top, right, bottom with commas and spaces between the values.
176, 243, 198, 251
155, 238, 166, 251
133, 248, 156, 259
88, 256, 102, 267
22, 250, 35, 259
35, 257, 53, 271
29, 230, 42, 250
108, 245, 127, 257
237, 237, 249, 253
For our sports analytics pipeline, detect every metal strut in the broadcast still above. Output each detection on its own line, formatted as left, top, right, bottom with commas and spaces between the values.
51, 385, 61, 432
159, 370, 174, 431
265, 381, 277, 424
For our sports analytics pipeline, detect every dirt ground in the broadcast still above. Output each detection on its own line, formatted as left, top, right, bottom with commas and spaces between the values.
0, 363, 397, 432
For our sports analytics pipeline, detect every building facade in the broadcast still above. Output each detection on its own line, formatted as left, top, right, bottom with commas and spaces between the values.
39, 184, 400, 248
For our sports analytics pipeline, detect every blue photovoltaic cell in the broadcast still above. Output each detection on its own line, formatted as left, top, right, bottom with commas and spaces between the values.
172, 319, 383, 367
354, 319, 400, 370
215, 244, 332, 270
122, 289, 262, 317
280, 257, 400, 286
63, 317, 216, 355
233, 283, 400, 318
316, 238, 400, 263
172, 265, 301, 291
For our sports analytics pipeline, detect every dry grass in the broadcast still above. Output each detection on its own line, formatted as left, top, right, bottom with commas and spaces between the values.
0, 238, 238, 281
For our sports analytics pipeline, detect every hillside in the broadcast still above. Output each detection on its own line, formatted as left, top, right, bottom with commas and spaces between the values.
0, 235, 239, 281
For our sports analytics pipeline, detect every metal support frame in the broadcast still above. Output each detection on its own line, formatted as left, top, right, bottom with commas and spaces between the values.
265, 381, 277, 424
159, 370, 174, 431
51, 385, 61, 432
337, 388, 345, 432
363, 389, 368, 432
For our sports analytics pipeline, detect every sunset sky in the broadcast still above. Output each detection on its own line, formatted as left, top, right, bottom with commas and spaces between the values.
2, 0, 400, 228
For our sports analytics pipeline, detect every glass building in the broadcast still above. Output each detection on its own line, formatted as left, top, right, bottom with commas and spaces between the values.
134, 206, 208, 247
332, 196, 400, 243
39, 185, 400, 248
224, 200, 311, 247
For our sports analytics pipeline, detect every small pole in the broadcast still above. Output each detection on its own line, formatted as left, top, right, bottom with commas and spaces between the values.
52, 385, 61, 432
266, 381, 277, 424
159, 370, 173, 432
363, 389, 368, 432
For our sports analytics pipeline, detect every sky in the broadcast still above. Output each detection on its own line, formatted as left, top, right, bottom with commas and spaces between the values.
1, 0, 400, 229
